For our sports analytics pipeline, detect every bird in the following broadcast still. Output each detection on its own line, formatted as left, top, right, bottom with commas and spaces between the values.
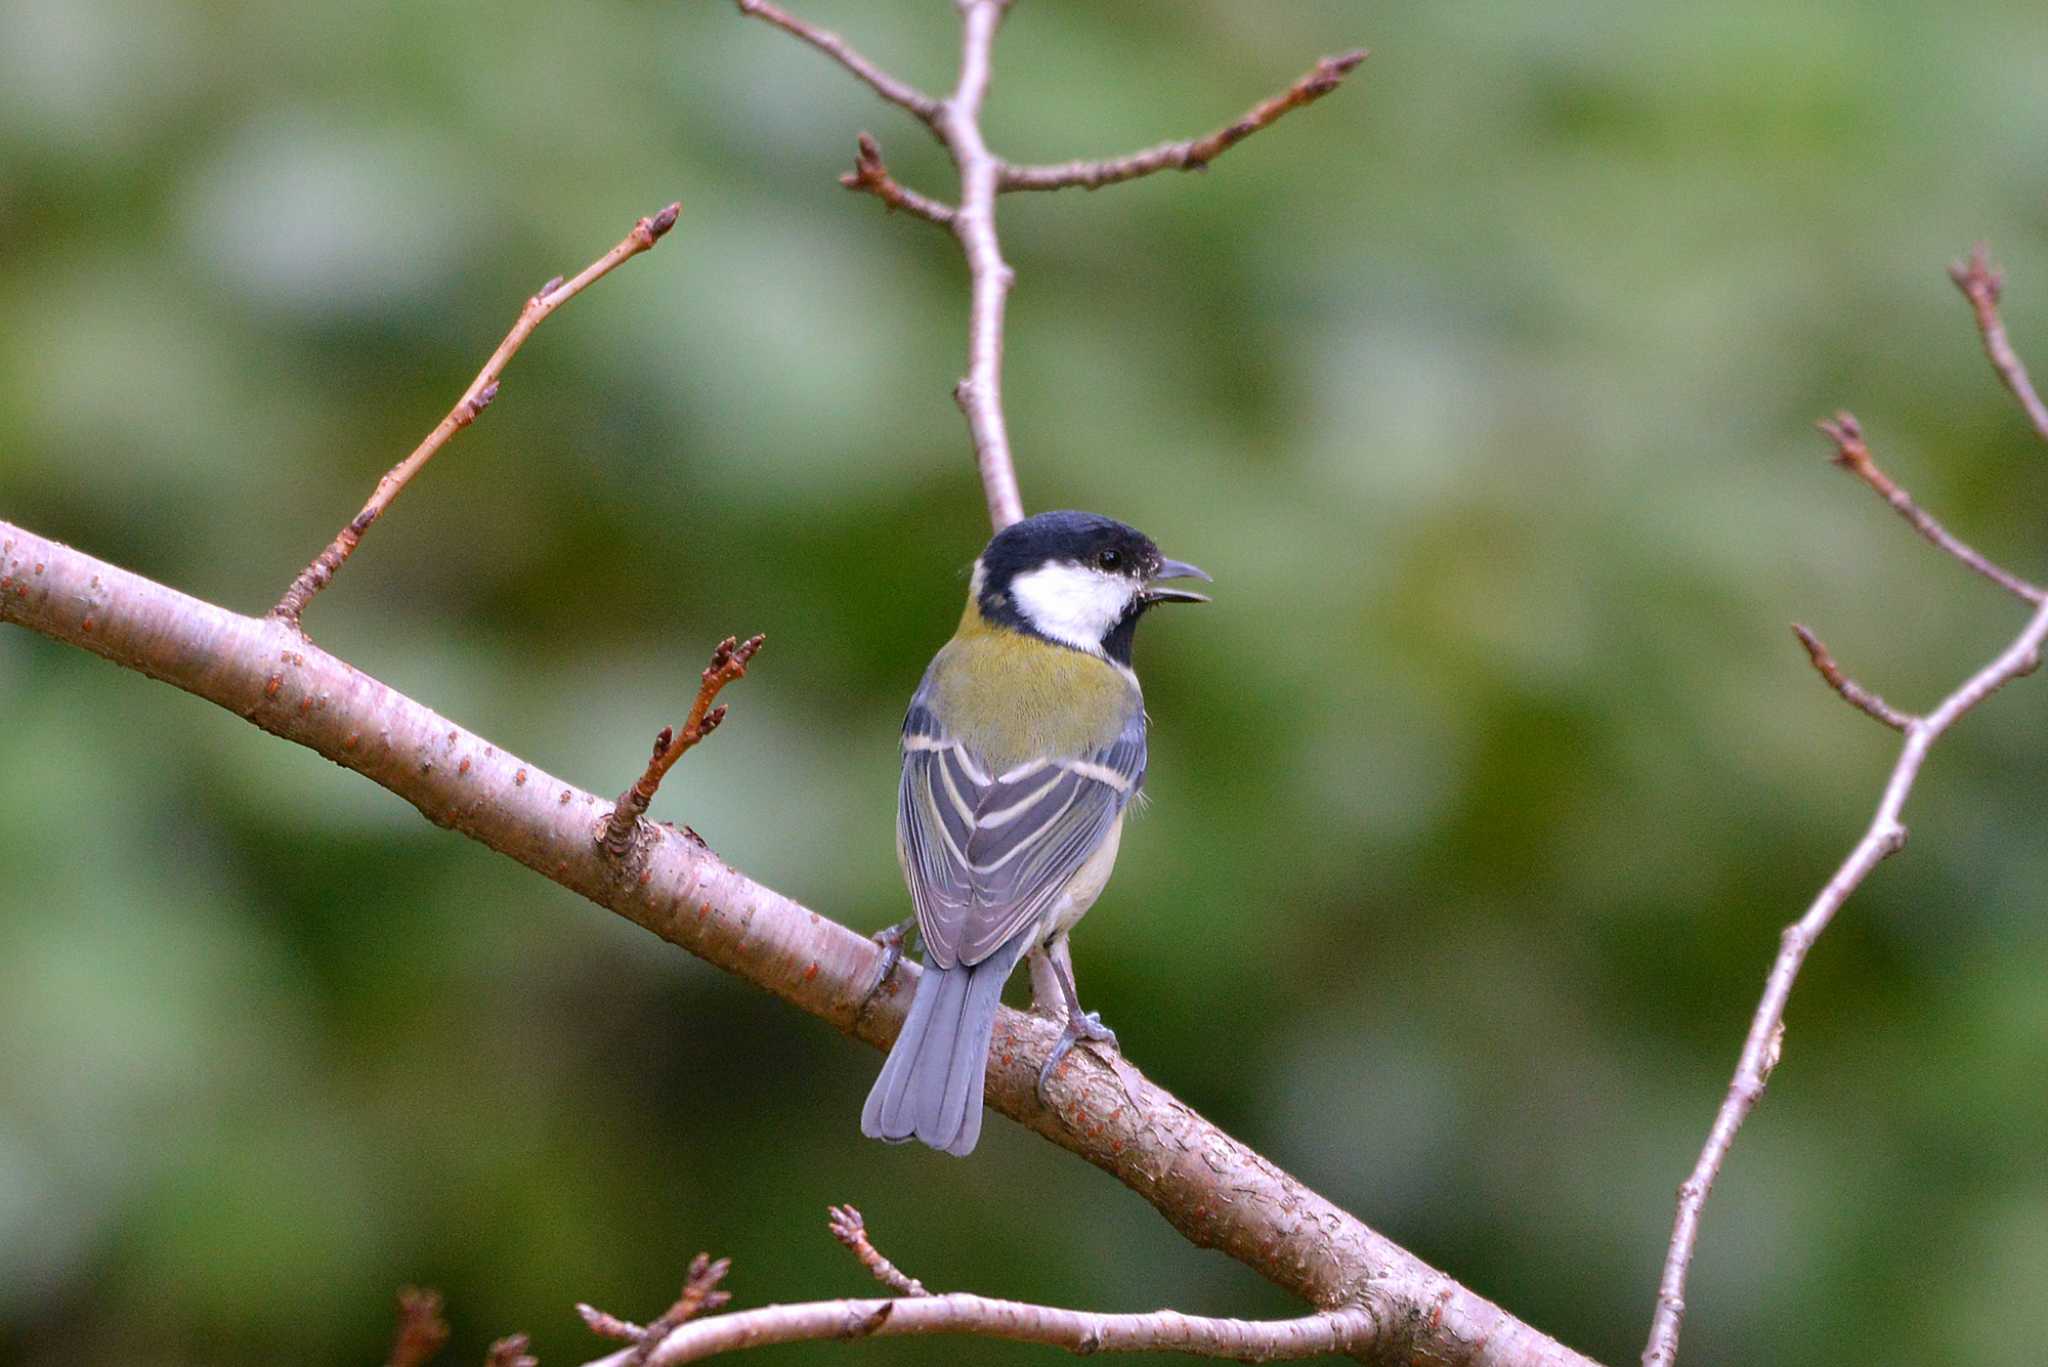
860, 509, 1209, 1156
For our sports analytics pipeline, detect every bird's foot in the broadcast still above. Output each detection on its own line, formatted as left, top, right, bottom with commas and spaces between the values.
857, 917, 916, 1020
1037, 1008, 1119, 1106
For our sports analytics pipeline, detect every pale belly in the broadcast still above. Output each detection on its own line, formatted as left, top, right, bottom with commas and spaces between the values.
1036, 812, 1125, 944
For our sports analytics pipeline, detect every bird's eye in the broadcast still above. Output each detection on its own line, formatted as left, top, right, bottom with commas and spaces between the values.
1097, 549, 1122, 570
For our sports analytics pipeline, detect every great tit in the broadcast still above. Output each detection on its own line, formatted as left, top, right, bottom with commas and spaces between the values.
860, 509, 1209, 1156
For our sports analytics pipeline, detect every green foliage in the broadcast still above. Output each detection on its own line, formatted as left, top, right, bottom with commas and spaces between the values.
3, 1, 2046, 1363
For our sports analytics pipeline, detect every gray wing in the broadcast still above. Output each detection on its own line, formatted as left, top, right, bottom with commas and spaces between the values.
899, 685, 1145, 970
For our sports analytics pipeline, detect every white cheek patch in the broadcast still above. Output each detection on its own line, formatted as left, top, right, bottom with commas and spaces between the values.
1008, 562, 1135, 653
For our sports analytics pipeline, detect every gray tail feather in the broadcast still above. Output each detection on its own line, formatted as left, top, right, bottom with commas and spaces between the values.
860, 937, 1025, 1157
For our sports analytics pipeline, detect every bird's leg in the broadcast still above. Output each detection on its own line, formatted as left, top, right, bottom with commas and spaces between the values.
1036, 935, 1118, 1105
858, 915, 918, 1018
1026, 945, 1065, 1018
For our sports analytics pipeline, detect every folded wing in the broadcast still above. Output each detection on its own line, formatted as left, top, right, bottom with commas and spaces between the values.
899, 690, 1145, 970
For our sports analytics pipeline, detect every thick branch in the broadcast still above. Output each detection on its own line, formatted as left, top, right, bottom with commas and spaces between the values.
271, 203, 681, 626
584, 1294, 1379, 1366
999, 50, 1369, 192
1950, 244, 2048, 445
0, 521, 1595, 1367
732, 0, 940, 126
1817, 412, 2042, 602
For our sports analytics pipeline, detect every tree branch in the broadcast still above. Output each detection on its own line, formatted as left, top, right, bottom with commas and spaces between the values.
1642, 268, 2048, 1367
570, 1210, 1388, 1364
839, 133, 956, 227
940, 0, 1025, 530
734, 3, 1366, 533
1789, 624, 1912, 732
599, 634, 764, 858
584, 1292, 1379, 1366
731, 0, 940, 127
0, 520, 1596, 1367
1817, 411, 2041, 602
270, 203, 680, 627
1949, 243, 2048, 446
826, 1205, 927, 1298
999, 49, 1369, 192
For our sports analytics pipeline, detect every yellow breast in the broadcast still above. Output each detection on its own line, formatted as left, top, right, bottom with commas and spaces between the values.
926, 616, 1137, 770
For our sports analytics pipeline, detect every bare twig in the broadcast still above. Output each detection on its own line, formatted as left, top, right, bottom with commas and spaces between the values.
599, 634, 764, 857
942, 0, 1025, 530
580, 1293, 1378, 1366
1817, 412, 2042, 602
486, 1335, 538, 1367
592, 1255, 736, 1367
389, 1287, 451, 1367
270, 202, 681, 627
1645, 334, 2048, 1363
2, 517, 1595, 1367
737, 4, 1365, 534
840, 133, 956, 226
999, 49, 1369, 191
1789, 624, 1914, 731
732, 0, 940, 127
578, 1304, 648, 1342
826, 1205, 927, 1298
1950, 244, 2048, 445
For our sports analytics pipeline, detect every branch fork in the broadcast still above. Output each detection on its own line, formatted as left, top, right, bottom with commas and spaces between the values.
734, 0, 1365, 530
573, 1206, 1381, 1367
1644, 249, 2048, 1367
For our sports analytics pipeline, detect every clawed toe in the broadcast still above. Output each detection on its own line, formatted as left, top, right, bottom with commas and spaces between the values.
1036, 1008, 1119, 1105
857, 917, 916, 1018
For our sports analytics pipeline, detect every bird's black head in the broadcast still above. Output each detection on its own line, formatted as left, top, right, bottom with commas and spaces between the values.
972, 510, 1209, 664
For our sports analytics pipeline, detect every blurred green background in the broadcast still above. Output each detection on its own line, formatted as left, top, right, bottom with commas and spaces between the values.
4, 0, 2047, 1363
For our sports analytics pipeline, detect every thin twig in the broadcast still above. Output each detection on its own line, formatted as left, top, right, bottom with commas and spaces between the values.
826, 1205, 927, 1298
1789, 624, 1914, 732
738, 4, 1365, 535
574, 1255, 735, 1367
1645, 595, 2048, 1367
600, 635, 764, 857
1817, 412, 2042, 603
388, 1287, 451, 1367
999, 49, 1369, 191
732, 0, 940, 126
1646, 338, 2048, 1363
840, 133, 956, 226
1950, 244, 2048, 446
270, 202, 681, 627
943, 0, 1025, 530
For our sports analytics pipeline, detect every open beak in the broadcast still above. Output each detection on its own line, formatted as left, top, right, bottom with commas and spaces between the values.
1143, 556, 1212, 605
